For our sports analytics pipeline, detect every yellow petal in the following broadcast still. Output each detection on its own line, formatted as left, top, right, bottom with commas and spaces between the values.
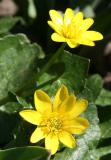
30, 127, 45, 143
19, 110, 42, 125
45, 133, 59, 155
48, 21, 62, 34
49, 10, 63, 26
66, 39, 78, 48
83, 31, 103, 41
80, 18, 94, 31
53, 85, 69, 111
70, 99, 88, 117
59, 131, 76, 148
63, 117, 89, 134
34, 90, 52, 113
79, 39, 95, 46
59, 95, 76, 113
73, 12, 84, 26
64, 8, 74, 26
51, 33, 66, 42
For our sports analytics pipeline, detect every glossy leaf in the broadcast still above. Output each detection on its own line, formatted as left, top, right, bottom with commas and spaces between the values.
0, 34, 45, 104
38, 50, 89, 95
81, 74, 103, 101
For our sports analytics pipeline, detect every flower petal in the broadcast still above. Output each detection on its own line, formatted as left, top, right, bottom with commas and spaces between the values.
83, 31, 103, 41
34, 90, 52, 113
48, 21, 62, 34
51, 33, 66, 42
66, 39, 78, 48
73, 12, 84, 26
64, 8, 74, 26
59, 131, 76, 148
49, 10, 63, 26
19, 110, 42, 125
70, 99, 88, 117
63, 117, 89, 134
79, 39, 95, 46
80, 18, 94, 31
53, 85, 69, 111
59, 95, 76, 113
30, 127, 45, 143
45, 133, 59, 155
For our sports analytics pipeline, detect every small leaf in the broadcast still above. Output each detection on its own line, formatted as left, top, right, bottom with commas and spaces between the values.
81, 74, 103, 101
84, 146, 111, 160
0, 17, 22, 35
95, 88, 111, 107
16, 96, 32, 109
100, 119, 111, 139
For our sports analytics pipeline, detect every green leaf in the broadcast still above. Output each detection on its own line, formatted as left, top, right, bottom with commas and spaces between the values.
16, 95, 32, 109
58, 50, 89, 92
100, 119, 111, 139
0, 17, 22, 35
0, 34, 45, 105
38, 50, 89, 95
84, 146, 111, 160
95, 88, 111, 107
81, 74, 103, 101
0, 146, 50, 160
53, 103, 100, 160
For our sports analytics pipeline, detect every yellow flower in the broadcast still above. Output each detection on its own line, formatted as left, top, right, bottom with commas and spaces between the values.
19, 85, 89, 155
48, 8, 103, 48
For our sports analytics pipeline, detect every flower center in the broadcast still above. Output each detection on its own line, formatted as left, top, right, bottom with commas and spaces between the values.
47, 117, 62, 131
62, 25, 72, 39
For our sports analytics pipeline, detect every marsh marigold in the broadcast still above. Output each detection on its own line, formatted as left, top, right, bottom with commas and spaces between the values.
48, 8, 103, 48
19, 85, 89, 154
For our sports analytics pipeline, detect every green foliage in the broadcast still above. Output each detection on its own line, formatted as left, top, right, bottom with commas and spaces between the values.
38, 50, 89, 95
96, 89, 111, 107
0, 146, 50, 160
84, 146, 111, 160
100, 119, 111, 139
0, 34, 44, 105
0, 17, 22, 35
0, 33, 110, 159
0, 1, 111, 159
81, 74, 103, 102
